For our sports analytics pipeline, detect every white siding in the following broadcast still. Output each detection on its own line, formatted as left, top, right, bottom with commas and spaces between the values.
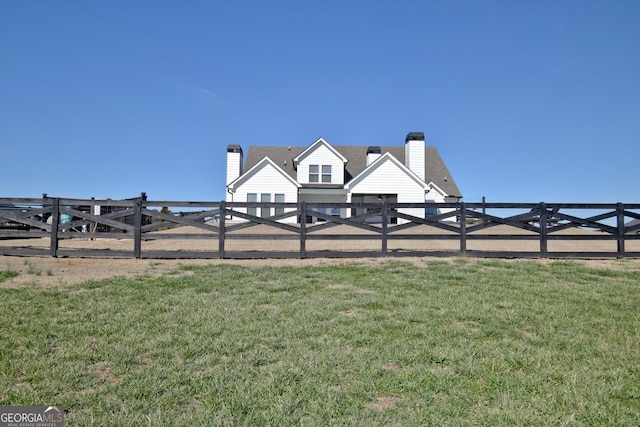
226, 151, 242, 202
297, 144, 344, 185
348, 157, 425, 224
366, 152, 381, 166
231, 162, 298, 223
405, 139, 425, 181
425, 190, 458, 223
349, 158, 423, 198
439, 196, 459, 222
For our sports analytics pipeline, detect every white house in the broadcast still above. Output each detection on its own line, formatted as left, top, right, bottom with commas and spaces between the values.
226, 132, 462, 223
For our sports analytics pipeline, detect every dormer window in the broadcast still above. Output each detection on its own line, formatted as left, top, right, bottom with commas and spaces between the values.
322, 165, 332, 183
309, 165, 332, 183
309, 165, 319, 183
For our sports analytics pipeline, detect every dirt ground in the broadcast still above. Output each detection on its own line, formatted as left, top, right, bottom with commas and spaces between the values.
2, 255, 639, 288
3, 223, 639, 288
0, 255, 347, 288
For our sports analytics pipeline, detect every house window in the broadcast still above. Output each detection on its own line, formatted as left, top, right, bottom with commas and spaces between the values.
275, 194, 285, 215
309, 165, 319, 183
248, 193, 275, 218
247, 193, 257, 217
322, 165, 332, 183
261, 193, 271, 218
316, 207, 327, 222
309, 164, 331, 183
426, 207, 438, 217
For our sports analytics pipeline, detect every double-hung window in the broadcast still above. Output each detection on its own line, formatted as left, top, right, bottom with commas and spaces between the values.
322, 165, 332, 183
309, 165, 319, 183
309, 164, 332, 183
248, 193, 277, 218
247, 193, 257, 217
261, 193, 271, 218
275, 194, 285, 215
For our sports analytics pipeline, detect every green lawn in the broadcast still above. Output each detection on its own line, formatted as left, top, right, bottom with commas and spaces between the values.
1, 259, 639, 426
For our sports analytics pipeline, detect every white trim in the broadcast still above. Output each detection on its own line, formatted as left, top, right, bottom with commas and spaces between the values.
227, 156, 301, 192
425, 181, 448, 198
344, 152, 428, 190
293, 137, 348, 167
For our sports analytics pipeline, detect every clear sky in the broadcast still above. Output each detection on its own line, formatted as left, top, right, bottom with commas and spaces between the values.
2, 0, 638, 203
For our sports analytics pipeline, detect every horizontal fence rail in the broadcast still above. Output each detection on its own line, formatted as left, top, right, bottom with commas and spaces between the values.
1, 197, 640, 259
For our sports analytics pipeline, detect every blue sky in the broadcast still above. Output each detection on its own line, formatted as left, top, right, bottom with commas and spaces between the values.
2, 0, 638, 203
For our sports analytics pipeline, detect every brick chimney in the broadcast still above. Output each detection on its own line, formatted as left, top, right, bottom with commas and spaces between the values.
405, 132, 425, 181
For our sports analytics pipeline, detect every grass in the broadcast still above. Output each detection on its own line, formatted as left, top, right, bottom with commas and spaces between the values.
0, 259, 639, 425
0, 266, 18, 282
0, 262, 51, 283
25, 260, 42, 276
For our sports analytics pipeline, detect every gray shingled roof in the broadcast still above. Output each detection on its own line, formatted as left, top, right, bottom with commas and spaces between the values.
244, 145, 462, 198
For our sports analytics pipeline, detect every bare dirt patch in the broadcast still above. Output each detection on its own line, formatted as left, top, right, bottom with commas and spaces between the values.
1, 255, 639, 288
90, 362, 126, 385
0, 256, 387, 288
364, 396, 403, 411
382, 361, 400, 372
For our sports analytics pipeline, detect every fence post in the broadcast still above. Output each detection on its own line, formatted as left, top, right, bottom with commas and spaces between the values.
300, 202, 307, 259
617, 202, 625, 258
381, 202, 388, 255
459, 202, 467, 256
539, 202, 548, 257
218, 201, 226, 259
482, 196, 486, 224
133, 198, 142, 259
49, 197, 60, 257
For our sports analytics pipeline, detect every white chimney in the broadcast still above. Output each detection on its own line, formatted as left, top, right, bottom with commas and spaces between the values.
405, 132, 425, 181
226, 144, 243, 186
366, 146, 381, 166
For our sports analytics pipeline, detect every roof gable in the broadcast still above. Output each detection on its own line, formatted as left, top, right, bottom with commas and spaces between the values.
345, 152, 427, 190
227, 156, 301, 191
293, 137, 348, 166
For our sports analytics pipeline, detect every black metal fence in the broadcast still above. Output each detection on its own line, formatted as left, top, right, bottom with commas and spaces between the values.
1, 196, 640, 259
